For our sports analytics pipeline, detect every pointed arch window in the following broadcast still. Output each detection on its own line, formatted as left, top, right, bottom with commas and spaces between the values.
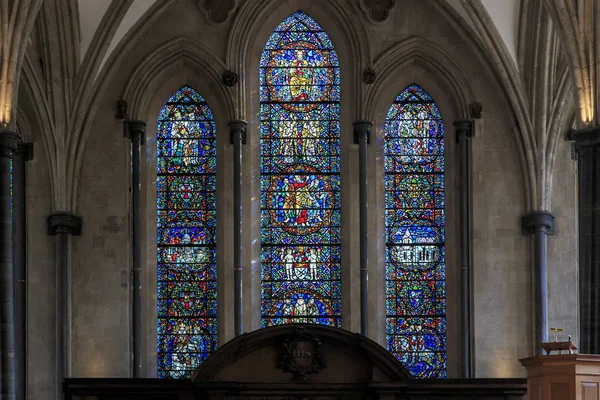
260, 11, 341, 327
385, 85, 446, 378
157, 86, 217, 378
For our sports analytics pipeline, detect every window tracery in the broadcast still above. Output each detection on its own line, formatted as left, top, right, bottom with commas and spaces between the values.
157, 86, 217, 378
385, 84, 446, 378
259, 11, 342, 327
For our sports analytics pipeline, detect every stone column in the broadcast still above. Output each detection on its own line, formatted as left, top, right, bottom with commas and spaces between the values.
522, 211, 555, 353
568, 126, 600, 353
454, 120, 473, 377
125, 120, 145, 377
0, 129, 20, 400
48, 212, 81, 400
229, 120, 247, 337
13, 143, 32, 400
353, 120, 371, 337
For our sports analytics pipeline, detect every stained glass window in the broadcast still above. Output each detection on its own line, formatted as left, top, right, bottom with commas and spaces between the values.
260, 11, 341, 327
157, 86, 217, 378
385, 84, 446, 378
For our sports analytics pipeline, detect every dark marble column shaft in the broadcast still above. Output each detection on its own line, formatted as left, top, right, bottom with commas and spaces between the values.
13, 143, 32, 400
229, 120, 247, 337
353, 120, 371, 337
522, 211, 554, 353
125, 120, 145, 377
568, 126, 600, 353
48, 212, 81, 400
0, 129, 20, 400
454, 120, 473, 377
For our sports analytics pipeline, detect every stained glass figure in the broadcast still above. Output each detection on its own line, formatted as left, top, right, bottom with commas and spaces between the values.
157, 86, 217, 379
385, 84, 446, 378
260, 11, 341, 327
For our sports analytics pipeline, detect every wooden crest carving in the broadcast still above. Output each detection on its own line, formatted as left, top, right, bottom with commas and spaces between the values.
278, 326, 326, 379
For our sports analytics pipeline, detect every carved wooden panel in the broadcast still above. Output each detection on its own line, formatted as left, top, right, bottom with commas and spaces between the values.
550, 383, 570, 400
583, 382, 599, 400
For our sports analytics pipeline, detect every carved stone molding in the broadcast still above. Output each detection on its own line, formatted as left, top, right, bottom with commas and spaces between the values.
124, 120, 146, 143
361, 0, 397, 23
199, 0, 235, 25
222, 70, 239, 87
567, 125, 600, 154
522, 211, 555, 236
229, 119, 247, 144
47, 212, 82, 236
15, 142, 33, 161
0, 129, 21, 158
353, 120, 372, 144
362, 68, 376, 85
470, 102, 483, 119
115, 99, 127, 120
454, 120, 475, 143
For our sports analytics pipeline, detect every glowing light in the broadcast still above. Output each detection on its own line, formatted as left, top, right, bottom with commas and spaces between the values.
259, 11, 342, 327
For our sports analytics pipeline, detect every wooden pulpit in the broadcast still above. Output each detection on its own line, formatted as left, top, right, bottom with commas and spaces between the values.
520, 354, 600, 400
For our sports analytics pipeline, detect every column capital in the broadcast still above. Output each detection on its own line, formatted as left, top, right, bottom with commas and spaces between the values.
353, 120, 372, 144
15, 142, 33, 161
124, 120, 146, 143
567, 125, 600, 153
0, 129, 21, 158
522, 211, 555, 235
47, 212, 82, 236
229, 119, 247, 144
454, 120, 475, 142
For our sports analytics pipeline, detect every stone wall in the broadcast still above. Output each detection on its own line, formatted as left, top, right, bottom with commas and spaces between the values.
20, 0, 580, 392
20, 95, 56, 399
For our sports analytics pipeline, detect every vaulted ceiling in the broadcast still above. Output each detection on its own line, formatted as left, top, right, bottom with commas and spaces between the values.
76, 0, 522, 74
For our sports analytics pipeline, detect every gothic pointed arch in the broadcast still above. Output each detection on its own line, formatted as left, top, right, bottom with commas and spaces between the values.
157, 86, 217, 378
259, 11, 342, 327
384, 84, 446, 378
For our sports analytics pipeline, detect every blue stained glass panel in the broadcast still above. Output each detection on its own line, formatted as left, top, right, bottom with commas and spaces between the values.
157, 86, 217, 379
260, 11, 341, 327
385, 84, 446, 378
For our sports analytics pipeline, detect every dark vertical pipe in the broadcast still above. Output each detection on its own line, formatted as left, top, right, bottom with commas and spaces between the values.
13, 143, 32, 400
48, 212, 81, 400
522, 211, 554, 353
567, 126, 600, 353
55, 229, 68, 399
125, 120, 145, 377
592, 145, 600, 352
454, 120, 472, 377
229, 120, 247, 337
535, 224, 549, 345
354, 120, 371, 337
0, 129, 20, 400
578, 146, 591, 352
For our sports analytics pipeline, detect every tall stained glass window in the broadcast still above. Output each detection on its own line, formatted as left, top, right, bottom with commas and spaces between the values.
157, 86, 217, 378
260, 11, 341, 327
385, 84, 446, 378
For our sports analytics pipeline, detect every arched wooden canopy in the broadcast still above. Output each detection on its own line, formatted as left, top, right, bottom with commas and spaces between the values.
192, 324, 412, 384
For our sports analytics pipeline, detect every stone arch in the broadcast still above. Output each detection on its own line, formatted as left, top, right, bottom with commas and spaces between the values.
121, 38, 237, 376
226, 0, 371, 117
360, 38, 475, 373
365, 37, 475, 120
232, 2, 373, 333
123, 37, 234, 122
